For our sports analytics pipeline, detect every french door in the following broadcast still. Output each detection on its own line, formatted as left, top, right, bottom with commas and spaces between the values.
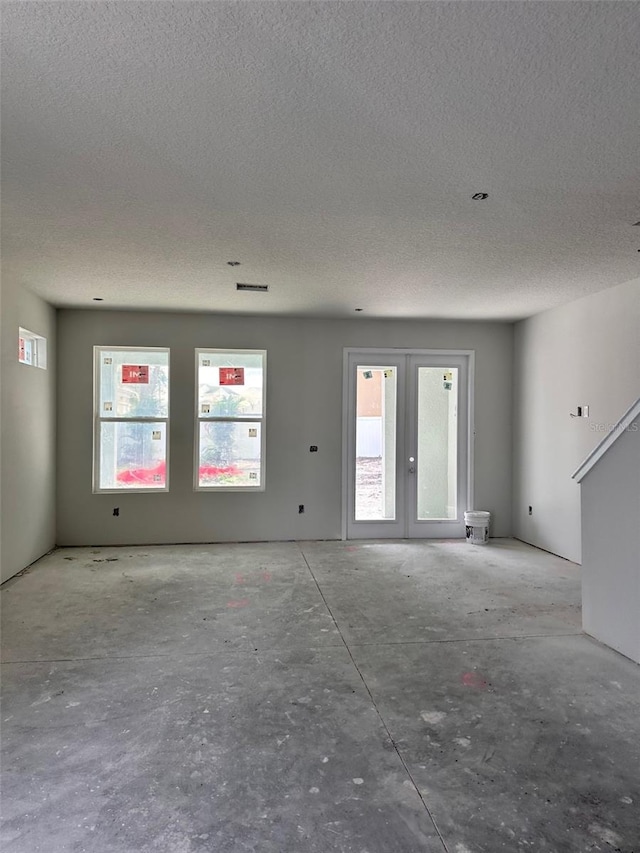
344, 350, 472, 539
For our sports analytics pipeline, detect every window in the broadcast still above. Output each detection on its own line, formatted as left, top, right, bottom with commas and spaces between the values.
94, 347, 170, 492
19, 327, 47, 368
195, 349, 266, 490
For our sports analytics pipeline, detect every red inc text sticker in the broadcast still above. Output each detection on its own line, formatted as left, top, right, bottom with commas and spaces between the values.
219, 367, 244, 386
122, 365, 149, 384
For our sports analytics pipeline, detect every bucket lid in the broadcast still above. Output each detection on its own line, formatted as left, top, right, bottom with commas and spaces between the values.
464, 511, 490, 521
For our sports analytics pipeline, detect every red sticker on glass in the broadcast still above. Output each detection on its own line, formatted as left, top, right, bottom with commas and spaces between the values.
219, 367, 244, 385
122, 365, 149, 384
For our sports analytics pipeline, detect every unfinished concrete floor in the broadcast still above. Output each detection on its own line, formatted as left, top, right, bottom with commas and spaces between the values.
1, 539, 639, 853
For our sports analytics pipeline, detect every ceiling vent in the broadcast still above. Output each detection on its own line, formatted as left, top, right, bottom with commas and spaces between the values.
236, 283, 269, 292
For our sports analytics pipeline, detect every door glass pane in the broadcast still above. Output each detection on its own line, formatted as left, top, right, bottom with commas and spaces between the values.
99, 422, 167, 489
416, 367, 457, 520
355, 366, 396, 520
198, 422, 262, 487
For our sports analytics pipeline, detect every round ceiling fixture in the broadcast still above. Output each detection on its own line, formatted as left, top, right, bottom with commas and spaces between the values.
472, 192, 489, 200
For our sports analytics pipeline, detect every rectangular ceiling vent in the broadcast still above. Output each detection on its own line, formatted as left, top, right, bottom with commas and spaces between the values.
236, 283, 269, 292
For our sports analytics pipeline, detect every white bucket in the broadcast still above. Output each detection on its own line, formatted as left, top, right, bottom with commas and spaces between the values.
464, 511, 490, 545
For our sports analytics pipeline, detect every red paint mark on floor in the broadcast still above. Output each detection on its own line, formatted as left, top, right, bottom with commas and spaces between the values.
234, 573, 246, 585
261, 571, 272, 583
346, 546, 359, 551
461, 672, 488, 690
227, 598, 250, 609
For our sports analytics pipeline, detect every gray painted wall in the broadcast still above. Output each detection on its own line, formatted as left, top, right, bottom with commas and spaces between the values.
57, 310, 513, 546
513, 278, 640, 563
581, 426, 639, 664
1, 283, 57, 583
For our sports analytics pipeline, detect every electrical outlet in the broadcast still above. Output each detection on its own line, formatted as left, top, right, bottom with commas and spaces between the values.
113, 507, 120, 517
528, 506, 532, 516
298, 504, 305, 514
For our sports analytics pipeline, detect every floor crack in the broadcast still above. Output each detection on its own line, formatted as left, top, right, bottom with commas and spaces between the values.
298, 543, 450, 853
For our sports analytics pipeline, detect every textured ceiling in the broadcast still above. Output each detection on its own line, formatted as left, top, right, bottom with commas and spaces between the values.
2, 1, 639, 320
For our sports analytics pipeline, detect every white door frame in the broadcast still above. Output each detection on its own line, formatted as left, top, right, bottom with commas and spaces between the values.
341, 348, 475, 540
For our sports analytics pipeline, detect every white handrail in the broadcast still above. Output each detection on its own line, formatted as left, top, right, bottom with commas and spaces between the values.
572, 396, 640, 483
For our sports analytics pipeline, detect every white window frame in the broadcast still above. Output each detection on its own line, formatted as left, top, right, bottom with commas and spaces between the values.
93, 346, 170, 494
19, 327, 47, 368
194, 348, 267, 492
